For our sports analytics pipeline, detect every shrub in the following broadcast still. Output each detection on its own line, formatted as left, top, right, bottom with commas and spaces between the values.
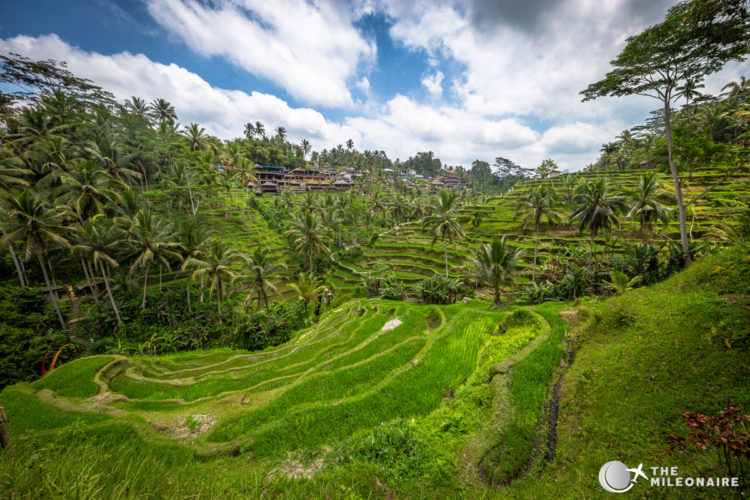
417, 275, 461, 305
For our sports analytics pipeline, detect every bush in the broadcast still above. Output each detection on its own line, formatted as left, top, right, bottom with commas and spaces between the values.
417, 275, 461, 305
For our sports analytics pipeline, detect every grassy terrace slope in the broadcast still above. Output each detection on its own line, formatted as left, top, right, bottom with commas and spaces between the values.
0, 248, 747, 497
1, 296, 564, 497
356, 167, 750, 283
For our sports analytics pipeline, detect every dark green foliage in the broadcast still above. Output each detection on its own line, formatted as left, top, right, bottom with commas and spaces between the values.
417, 275, 461, 304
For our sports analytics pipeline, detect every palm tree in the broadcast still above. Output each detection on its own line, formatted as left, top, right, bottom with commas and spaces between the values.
605, 271, 641, 295
675, 78, 704, 106
177, 218, 212, 311
183, 239, 242, 315
627, 173, 675, 232
254, 121, 266, 139
183, 123, 206, 152
238, 247, 285, 315
570, 178, 628, 263
88, 136, 142, 185
244, 122, 256, 140
234, 157, 257, 218
289, 272, 326, 315
346, 139, 354, 150
472, 236, 524, 305
275, 126, 287, 142
516, 185, 561, 283
287, 211, 331, 271
469, 209, 483, 230
720, 76, 748, 98
127, 210, 182, 309
422, 189, 466, 278
55, 161, 125, 222
124, 97, 150, 121
300, 139, 311, 159
72, 216, 123, 323
0, 190, 70, 328
149, 98, 177, 123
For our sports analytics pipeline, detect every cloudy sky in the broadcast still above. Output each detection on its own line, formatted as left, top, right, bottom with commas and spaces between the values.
0, 0, 745, 171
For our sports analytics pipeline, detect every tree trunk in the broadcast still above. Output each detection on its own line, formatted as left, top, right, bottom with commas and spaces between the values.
533, 224, 539, 283
100, 260, 122, 324
217, 283, 222, 316
141, 262, 150, 309
589, 234, 594, 265
159, 264, 162, 291
493, 280, 500, 305
2, 228, 26, 287
664, 99, 691, 265
186, 279, 191, 312
19, 258, 29, 287
38, 252, 65, 329
80, 258, 98, 303
86, 258, 101, 300
444, 237, 449, 279
200, 275, 205, 303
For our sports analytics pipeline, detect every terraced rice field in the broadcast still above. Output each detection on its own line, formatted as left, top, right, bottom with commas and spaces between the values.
3, 299, 560, 466
361, 168, 750, 281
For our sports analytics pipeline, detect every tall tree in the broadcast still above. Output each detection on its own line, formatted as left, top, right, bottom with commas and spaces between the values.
238, 247, 285, 315
581, 0, 750, 264
0, 190, 70, 327
183, 239, 242, 316
570, 178, 628, 263
149, 98, 177, 123
300, 139, 311, 159
472, 236, 524, 305
287, 211, 331, 271
72, 216, 123, 324
127, 210, 181, 309
516, 185, 561, 283
627, 173, 675, 232
422, 189, 466, 278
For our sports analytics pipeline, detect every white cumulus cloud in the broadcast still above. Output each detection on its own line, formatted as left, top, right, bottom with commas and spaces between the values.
145, 0, 377, 108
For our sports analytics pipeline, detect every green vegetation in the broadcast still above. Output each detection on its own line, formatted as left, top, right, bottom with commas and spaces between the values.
0, 0, 748, 497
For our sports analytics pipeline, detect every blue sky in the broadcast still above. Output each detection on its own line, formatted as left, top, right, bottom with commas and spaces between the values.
1, 0, 745, 171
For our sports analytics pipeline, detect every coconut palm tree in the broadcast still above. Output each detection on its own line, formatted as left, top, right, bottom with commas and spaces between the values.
254, 121, 266, 139
570, 178, 628, 263
422, 189, 466, 278
287, 211, 331, 271
516, 185, 561, 283
127, 210, 182, 309
124, 97, 150, 121
675, 78, 704, 106
275, 126, 287, 142
244, 122, 256, 140
183, 123, 206, 152
238, 247, 285, 315
300, 139, 311, 159
177, 217, 212, 311
0, 190, 70, 327
54, 161, 125, 222
627, 173, 675, 232
472, 236, 524, 305
234, 157, 257, 218
149, 98, 177, 123
183, 239, 242, 316
289, 271, 326, 314
72, 216, 123, 323
88, 136, 142, 185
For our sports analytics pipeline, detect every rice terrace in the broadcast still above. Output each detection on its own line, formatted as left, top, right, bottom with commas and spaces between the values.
0, 0, 748, 498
